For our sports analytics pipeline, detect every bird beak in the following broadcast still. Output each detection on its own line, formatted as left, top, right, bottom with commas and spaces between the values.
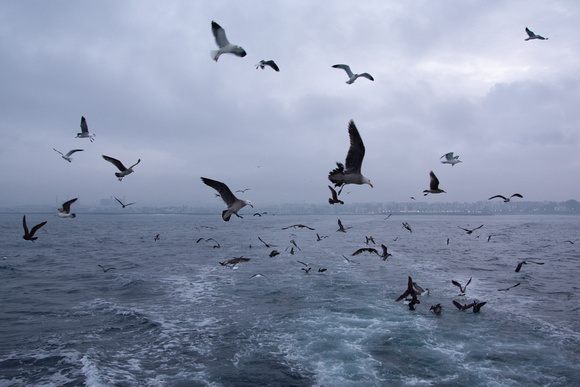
250, 204, 254, 208
370, 184, 374, 188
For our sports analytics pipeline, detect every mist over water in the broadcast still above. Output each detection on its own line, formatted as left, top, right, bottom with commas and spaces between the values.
1, 213, 579, 386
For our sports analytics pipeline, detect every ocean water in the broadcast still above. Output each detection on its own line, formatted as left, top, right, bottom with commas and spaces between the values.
0, 213, 579, 386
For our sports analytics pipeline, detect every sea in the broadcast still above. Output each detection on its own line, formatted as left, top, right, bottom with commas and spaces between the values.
0, 212, 579, 386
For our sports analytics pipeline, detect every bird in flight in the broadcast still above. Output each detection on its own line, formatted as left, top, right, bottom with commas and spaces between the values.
76, 116, 95, 142
488, 194, 523, 202
53, 148, 83, 163
332, 64, 374, 84
201, 177, 253, 221
423, 171, 446, 196
210, 21, 247, 61
102, 155, 141, 181
440, 152, 461, 166
525, 27, 548, 41
458, 225, 483, 235
115, 197, 136, 208
255, 60, 280, 71
328, 120, 373, 188
22, 215, 47, 242
57, 198, 78, 218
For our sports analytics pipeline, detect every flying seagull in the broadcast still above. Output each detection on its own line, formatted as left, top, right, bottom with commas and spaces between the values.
219, 257, 251, 267
115, 197, 136, 208
488, 194, 523, 202
57, 198, 78, 218
201, 177, 253, 221
458, 225, 484, 235
22, 215, 47, 242
211, 21, 247, 62
525, 27, 548, 41
396, 276, 421, 310
76, 116, 95, 142
429, 304, 442, 315
498, 283, 521, 292
452, 300, 474, 311
258, 236, 276, 248
515, 260, 544, 273
423, 171, 446, 196
451, 277, 472, 295
402, 222, 412, 233
336, 218, 351, 233
255, 60, 279, 71
331, 64, 374, 84
281, 224, 315, 230
53, 148, 83, 163
440, 152, 462, 166
379, 244, 392, 261
328, 185, 344, 205
328, 120, 373, 188
352, 247, 380, 257
98, 264, 116, 272
102, 155, 141, 181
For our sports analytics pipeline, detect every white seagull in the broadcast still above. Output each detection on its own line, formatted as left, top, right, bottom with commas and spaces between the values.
102, 155, 141, 181
525, 27, 548, 41
255, 60, 280, 72
211, 21, 247, 62
76, 116, 95, 142
440, 152, 462, 166
488, 193, 523, 202
57, 198, 78, 218
53, 148, 83, 163
201, 177, 253, 221
328, 120, 373, 188
332, 64, 374, 84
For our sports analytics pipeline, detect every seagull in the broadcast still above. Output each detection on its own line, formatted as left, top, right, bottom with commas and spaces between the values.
423, 171, 446, 196
352, 247, 379, 256
196, 237, 221, 248
316, 233, 328, 241
331, 64, 374, 84
98, 264, 116, 272
458, 225, 484, 235
452, 300, 474, 311
452, 277, 472, 295
255, 60, 280, 71
379, 244, 392, 260
328, 120, 373, 188
564, 239, 579, 244
154, 234, 160, 241
488, 194, 523, 202
342, 254, 360, 264
396, 276, 420, 310
57, 198, 78, 218
328, 185, 344, 205
365, 236, 375, 245
515, 260, 544, 273
219, 257, 251, 267
53, 148, 83, 163
115, 197, 136, 208
336, 219, 351, 233
281, 224, 315, 230
525, 27, 548, 41
102, 155, 141, 181
210, 21, 247, 62
22, 215, 47, 242
440, 152, 462, 166
498, 283, 521, 292
402, 222, 412, 233
429, 304, 442, 315
472, 301, 487, 313
201, 177, 253, 221
235, 188, 251, 193
258, 237, 276, 248
269, 250, 280, 257
76, 116, 95, 142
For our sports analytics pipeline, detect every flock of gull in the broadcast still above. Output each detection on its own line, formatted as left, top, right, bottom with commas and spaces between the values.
21, 21, 554, 316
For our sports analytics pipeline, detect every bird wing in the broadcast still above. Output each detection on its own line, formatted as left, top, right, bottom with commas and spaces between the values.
265, 60, 280, 71
53, 148, 64, 156
515, 261, 525, 272
129, 159, 141, 169
22, 215, 29, 235
510, 193, 523, 198
452, 300, 464, 310
114, 197, 124, 206
338, 219, 343, 229
30, 221, 47, 236
472, 225, 484, 231
332, 64, 354, 78
102, 155, 127, 171
66, 149, 84, 157
328, 185, 339, 200
441, 152, 453, 160
211, 21, 230, 48
201, 177, 239, 207
451, 280, 463, 291
352, 248, 378, 256
61, 198, 78, 213
80, 116, 89, 134
429, 171, 440, 190
525, 27, 534, 38
359, 73, 374, 81
344, 120, 366, 173
488, 195, 507, 201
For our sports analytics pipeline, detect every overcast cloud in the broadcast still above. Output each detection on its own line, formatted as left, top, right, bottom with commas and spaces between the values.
1, 1, 578, 208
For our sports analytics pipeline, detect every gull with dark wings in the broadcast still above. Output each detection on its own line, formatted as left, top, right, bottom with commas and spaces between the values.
115, 197, 136, 208
423, 171, 446, 196
102, 155, 140, 181
57, 198, 77, 218
201, 177, 253, 221
53, 148, 83, 163
255, 60, 279, 72
488, 194, 523, 202
396, 276, 421, 310
525, 27, 548, 41
22, 215, 47, 242
76, 116, 95, 142
210, 21, 247, 62
515, 260, 544, 273
458, 225, 483, 235
281, 224, 315, 230
332, 64, 374, 84
336, 219, 351, 233
328, 120, 373, 188
451, 277, 472, 295
328, 185, 344, 205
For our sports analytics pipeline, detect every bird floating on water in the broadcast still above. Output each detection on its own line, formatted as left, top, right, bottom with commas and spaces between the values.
76, 116, 95, 142
525, 27, 548, 41
328, 120, 372, 188
211, 21, 247, 62
57, 198, 77, 218
423, 171, 446, 196
22, 215, 47, 242
255, 60, 279, 71
488, 194, 523, 202
53, 148, 83, 163
102, 155, 140, 181
201, 177, 253, 221
440, 152, 461, 166
331, 64, 374, 84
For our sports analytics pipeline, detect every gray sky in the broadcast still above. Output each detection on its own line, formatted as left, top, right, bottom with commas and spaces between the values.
2, 1, 579, 207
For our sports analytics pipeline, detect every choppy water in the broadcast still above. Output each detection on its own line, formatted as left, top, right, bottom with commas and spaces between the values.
0, 213, 579, 386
